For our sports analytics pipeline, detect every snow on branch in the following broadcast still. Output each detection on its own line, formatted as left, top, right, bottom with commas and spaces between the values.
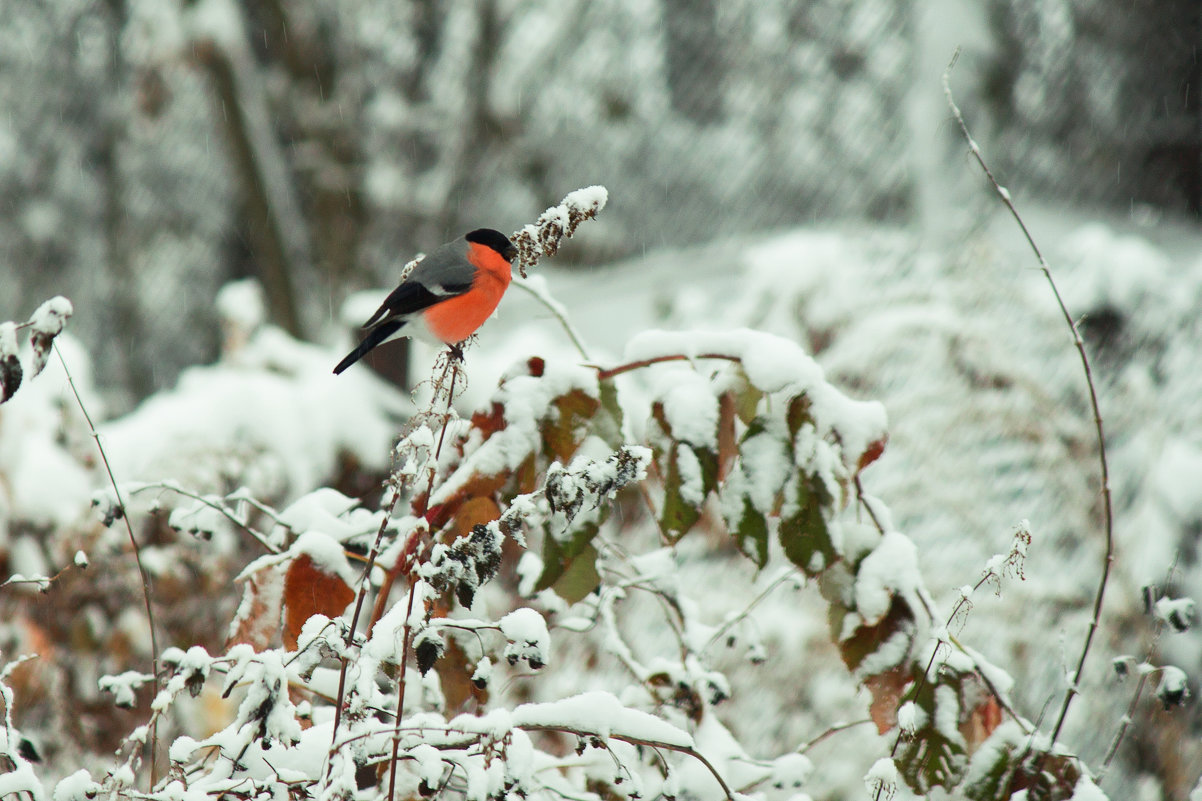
510, 185, 608, 277
0, 295, 73, 403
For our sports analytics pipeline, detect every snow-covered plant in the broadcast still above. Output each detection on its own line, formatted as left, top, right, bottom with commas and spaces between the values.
4, 185, 1188, 801
0, 296, 73, 404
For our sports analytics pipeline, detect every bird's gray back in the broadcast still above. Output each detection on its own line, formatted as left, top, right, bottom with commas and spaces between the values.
409, 236, 476, 293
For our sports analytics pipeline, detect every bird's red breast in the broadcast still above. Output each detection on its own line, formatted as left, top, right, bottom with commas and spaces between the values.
422, 241, 513, 344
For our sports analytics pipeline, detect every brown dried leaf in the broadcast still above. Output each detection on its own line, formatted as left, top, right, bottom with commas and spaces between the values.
865, 665, 911, 734
227, 564, 286, 651
717, 390, 737, 482
282, 553, 355, 651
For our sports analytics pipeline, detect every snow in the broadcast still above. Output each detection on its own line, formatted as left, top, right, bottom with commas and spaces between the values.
564, 185, 609, 216
28, 296, 73, 337
100, 314, 403, 504
500, 607, 551, 669
1156, 665, 1189, 706
0, 760, 45, 801
0, 322, 16, 359
854, 531, 921, 626
11, 204, 1202, 799
276, 488, 377, 545
214, 279, 266, 333
896, 700, 926, 735
1153, 596, 1196, 632
98, 670, 153, 708
674, 444, 706, 506
508, 691, 693, 748
428, 358, 600, 508
624, 328, 887, 470
656, 369, 719, 447
863, 757, 899, 798
51, 771, 97, 801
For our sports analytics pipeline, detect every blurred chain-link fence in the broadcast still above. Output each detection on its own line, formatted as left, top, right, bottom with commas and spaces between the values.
1, 0, 1197, 403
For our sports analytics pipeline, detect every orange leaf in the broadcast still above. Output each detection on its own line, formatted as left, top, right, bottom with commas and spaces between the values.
282, 553, 355, 651
960, 692, 1003, 752
451, 496, 501, 541
424, 471, 510, 530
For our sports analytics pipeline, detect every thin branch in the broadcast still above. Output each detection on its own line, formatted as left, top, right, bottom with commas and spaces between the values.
324, 483, 401, 784
387, 583, 419, 801
55, 344, 160, 786
944, 51, 1115, 746
127, 482, 279, 553
703, 568, 799, 652
1098, 558, 1176, 781
390, 352, 462, 801
1097, 669, 1148, 779
511, 278, 592, 361
518, 725, 735, 801
797, 718, 875, 753
595, 353, 742, 382
854, 475, 887, 534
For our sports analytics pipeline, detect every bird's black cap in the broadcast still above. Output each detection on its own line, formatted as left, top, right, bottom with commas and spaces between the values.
465, 228, 517, 262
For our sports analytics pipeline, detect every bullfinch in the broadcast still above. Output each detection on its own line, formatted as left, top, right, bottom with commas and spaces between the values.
333, 228, 518, 374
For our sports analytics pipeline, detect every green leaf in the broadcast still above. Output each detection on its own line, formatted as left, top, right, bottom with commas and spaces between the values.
550, 542, 601, 604
779, 471, 838, 575
534, 520, 600, 595
732, 495, 769, 567
963, 737, 1082, 801
963, 734, 1021, 801
595, 378, 625, 448
895, 679, 968, 793
543, 389, 601, 462
660, 443, 717, 540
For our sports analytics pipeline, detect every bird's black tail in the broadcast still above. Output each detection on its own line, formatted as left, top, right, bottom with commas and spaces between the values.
333, 321, 403, 374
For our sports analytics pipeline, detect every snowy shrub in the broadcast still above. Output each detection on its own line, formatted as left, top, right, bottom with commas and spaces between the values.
1, 189, 1194, 801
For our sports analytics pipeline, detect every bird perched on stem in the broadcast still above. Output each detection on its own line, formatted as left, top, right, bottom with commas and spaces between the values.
333, 228, 518, 374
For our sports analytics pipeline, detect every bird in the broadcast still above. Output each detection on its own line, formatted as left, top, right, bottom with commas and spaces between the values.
333, 228, 518, 375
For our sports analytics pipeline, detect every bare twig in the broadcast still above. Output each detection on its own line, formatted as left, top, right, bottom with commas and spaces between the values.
511, 278, 592, 361
387, 583, 419, 801
518, 725, 735, 801
127, 481, 279, 553
595, 353, 742, 381
389, 352, 461, 801
324, 481, 401, 783
944, 50, 1115, 746
703, 568, 799, 653
798, 718, 875, 754
55, 344, 160, 786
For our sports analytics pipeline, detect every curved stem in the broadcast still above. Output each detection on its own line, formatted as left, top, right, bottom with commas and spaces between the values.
945, 52, 1114, 746
595, 353, 742, 381
56, 344, 160, 786
511, 279, 592, 361
127, 481, 279, 553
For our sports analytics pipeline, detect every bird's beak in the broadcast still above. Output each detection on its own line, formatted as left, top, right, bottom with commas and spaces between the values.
505, 244, 518, 263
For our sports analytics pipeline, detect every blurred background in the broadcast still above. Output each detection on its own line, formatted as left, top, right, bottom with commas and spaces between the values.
3, 0, 1199, 405
3, 1, 1201, 798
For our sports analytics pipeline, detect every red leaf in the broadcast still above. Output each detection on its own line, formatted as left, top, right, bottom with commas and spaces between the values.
857, 436, 887, 474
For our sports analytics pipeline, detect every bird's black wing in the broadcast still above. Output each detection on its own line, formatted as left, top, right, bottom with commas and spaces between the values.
361, 238, 478, 329
361, 279, 473, 329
